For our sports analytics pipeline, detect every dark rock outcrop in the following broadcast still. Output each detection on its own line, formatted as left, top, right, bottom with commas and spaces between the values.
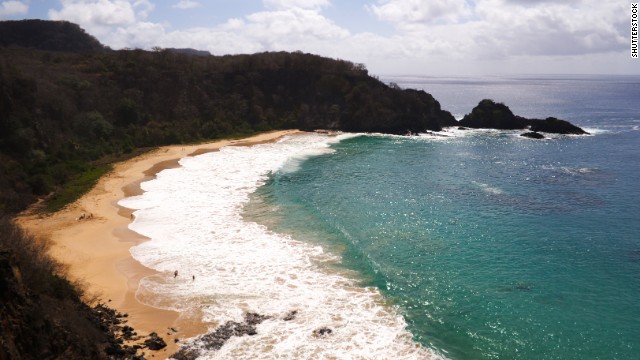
143, 332, 167, 350
171, 312, 271, 360
521, 131, 545, 139
283, 310, 298, 321
459, 99, 527, 130
528, 116, 588, 135
312, 327, 333, 337
459, 99, 588, 135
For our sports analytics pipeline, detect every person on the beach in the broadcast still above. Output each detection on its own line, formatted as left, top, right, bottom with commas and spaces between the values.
174, 270, 178, 278
192, 275, 195, 281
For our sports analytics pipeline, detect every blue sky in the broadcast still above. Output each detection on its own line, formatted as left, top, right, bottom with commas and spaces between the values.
1, 0, 637, 76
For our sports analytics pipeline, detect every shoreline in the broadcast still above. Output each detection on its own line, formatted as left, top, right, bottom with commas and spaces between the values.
16, 130, 301, 358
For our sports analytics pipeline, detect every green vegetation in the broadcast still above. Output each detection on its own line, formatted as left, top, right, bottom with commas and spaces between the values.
0, 21, 456, 216
44, 165, 112, 213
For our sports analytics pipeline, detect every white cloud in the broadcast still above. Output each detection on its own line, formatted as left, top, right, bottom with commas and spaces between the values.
162, 27, 264, 54
370, 0, 472, 24
172, 0, 199, 10
0, 0, 28, 17
100, 4, 350, 55
108, 20, 165, 49
48, 0, 153, 36
263, 0, 330, 10
365, 0, 627, 61
42, 0, 634, 75
132, 0, 153, 18
244, 8, 349, 46
473, 0, 626, 56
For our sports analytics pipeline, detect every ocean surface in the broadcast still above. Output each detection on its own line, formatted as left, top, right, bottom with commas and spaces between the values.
120, 75, 640, 359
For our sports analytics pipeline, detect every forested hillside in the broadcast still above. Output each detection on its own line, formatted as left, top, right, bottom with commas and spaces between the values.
0, 19, 107, 53
0, 20, 455, 215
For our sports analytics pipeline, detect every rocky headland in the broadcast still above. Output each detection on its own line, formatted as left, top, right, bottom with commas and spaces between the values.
458, 99, 588, 138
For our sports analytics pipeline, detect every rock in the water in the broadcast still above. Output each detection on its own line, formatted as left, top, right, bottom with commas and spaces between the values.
514, 282, 533, 291
528, 117, 589, 135
144, 332, 167, 350
459, 99, 526, 130
459, 99, 588, 135
171, 348, 200, 360
521, 131, 545, 139
283, 310, 298, 321
171, 312, 270, 359
312, 327, 333, 337
244, 312, 270, 325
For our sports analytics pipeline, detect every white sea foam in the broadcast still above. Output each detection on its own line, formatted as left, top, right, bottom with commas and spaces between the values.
472, 181, 504, 195
581, 127, 609, 135
119, 134, 442, 359
560, 166, 594, 175
420, 129, 461, 140
579, 124, 640, 135
541, 164, 597, 176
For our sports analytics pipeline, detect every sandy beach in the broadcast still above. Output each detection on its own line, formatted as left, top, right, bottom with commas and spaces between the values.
16, 130, 300, 358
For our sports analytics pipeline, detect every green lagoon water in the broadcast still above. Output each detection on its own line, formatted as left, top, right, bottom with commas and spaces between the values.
246, 76, 640, 359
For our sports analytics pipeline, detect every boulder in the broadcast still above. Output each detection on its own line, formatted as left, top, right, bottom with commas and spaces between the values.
528, 117, 589, 135
144, 332, 167, 350
283, 310, 298, 321
171, 312, 270, 359
521, 131, 545, 139
312, 327, 333, 337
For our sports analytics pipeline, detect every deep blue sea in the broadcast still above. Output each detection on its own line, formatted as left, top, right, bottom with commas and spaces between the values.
247, 75, 640, 359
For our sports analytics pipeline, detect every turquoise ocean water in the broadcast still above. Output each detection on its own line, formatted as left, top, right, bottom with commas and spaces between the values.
245, 75, 640, 359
